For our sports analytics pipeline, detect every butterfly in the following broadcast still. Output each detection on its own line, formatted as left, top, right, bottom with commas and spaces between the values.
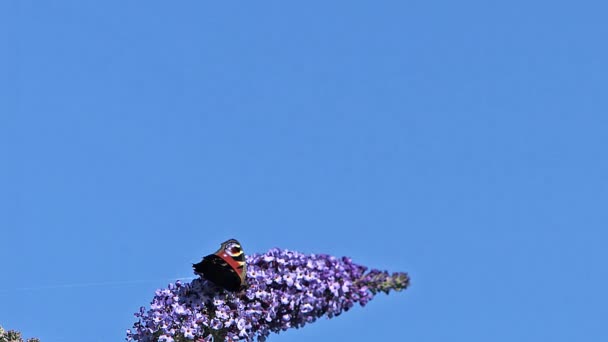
193, 239, 248, 292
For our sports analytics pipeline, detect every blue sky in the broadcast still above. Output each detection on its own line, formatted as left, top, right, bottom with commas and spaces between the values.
1, 1, 607, 341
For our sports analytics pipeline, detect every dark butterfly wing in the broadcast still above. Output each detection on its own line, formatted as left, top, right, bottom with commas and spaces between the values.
193, 254, 242, 292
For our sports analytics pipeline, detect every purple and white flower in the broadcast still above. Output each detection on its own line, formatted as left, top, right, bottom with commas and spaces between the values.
127, 248, 409, 341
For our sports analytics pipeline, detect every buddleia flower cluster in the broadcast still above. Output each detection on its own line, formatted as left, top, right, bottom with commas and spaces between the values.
127, 248, 410, 341
0, 326, 40, 342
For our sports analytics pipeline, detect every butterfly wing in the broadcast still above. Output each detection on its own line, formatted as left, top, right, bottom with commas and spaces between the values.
193, 254, 243, 291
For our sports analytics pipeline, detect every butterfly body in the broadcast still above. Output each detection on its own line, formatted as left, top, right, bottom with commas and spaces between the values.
193, 239, 247, 291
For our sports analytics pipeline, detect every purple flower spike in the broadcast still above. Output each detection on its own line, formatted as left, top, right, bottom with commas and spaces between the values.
127, 248, 410, 341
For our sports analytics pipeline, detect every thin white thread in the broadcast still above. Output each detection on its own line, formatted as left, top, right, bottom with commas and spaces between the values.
0, 276, 198, 294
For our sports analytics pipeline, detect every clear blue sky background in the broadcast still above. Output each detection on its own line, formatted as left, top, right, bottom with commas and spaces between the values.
1, 1, 607, 341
